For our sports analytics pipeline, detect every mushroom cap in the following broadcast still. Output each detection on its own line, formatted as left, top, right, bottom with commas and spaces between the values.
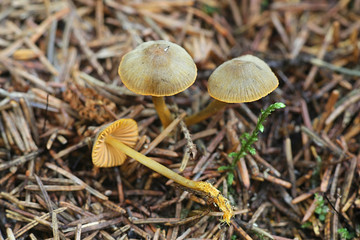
208, 55, 279, 103
92, 119, 138, 168
118, 40, 197, 97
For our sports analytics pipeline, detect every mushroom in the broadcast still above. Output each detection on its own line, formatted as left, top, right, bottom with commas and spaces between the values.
119, 40, 197, 128
184, 55, 279, 126
92, 118, 233, 223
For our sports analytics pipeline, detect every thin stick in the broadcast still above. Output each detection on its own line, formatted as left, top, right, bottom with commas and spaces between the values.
45, 162, 108, 200
341, 157, 357, 205
285, 137, 296, 197
304, 25, 334, 90
310, 58, 360, 77
325, 91, 360, 125
141, 112, 186, 155
0, 151, 39, 171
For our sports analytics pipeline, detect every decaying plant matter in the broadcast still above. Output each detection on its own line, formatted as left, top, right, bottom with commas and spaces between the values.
0, 1, 359, 239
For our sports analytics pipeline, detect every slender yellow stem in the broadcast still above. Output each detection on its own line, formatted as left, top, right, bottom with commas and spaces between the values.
184, 100, 228, 126
152, 96, 173, 128
106, 135, 198, 189
105, 135, 233, 223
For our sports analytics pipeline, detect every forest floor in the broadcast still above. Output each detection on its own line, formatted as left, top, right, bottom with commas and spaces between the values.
0, 0, 359, 239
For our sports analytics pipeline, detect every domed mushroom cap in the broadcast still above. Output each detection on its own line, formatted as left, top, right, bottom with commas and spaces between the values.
92, 119, 138, 168
118, 40, 197, 96
208, 55, 279, 103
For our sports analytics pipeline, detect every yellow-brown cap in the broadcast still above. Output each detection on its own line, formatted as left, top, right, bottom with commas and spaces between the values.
92, 119, 138, 168
118, 40, 197, 96
208, 55, 279, 103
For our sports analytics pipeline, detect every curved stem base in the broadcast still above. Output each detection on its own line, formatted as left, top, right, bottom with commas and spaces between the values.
184, 100, 228, 126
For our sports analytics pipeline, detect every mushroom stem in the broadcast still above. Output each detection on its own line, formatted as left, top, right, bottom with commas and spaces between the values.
106, 134, 197, 188
184, 100, 228, 126
105, 134, 233, 223
152, 96, 173, 128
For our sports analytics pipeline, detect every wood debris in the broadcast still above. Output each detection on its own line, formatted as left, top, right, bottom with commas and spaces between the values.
0, 0, 359, 239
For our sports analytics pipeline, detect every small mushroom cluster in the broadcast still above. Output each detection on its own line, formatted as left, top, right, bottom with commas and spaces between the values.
118, 40, 278, 127
92, 40, 280, 224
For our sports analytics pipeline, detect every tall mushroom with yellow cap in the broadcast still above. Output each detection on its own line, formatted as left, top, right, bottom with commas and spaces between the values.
92, 118, 233, 223
184, 55, 279, 126
119, 40, 197, 128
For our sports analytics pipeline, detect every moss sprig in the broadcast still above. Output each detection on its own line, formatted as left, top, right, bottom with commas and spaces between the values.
219, 102, 286, 184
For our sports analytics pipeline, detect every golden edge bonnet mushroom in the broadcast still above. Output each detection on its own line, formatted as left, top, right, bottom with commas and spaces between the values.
184, 55, 279, 126
119, 40, 197, 128
92, 118, 233, 223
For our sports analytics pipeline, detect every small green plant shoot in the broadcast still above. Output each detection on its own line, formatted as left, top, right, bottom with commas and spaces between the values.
314, 193, 329, 222
338, 227, 355, 240
218, 102, 286, 184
